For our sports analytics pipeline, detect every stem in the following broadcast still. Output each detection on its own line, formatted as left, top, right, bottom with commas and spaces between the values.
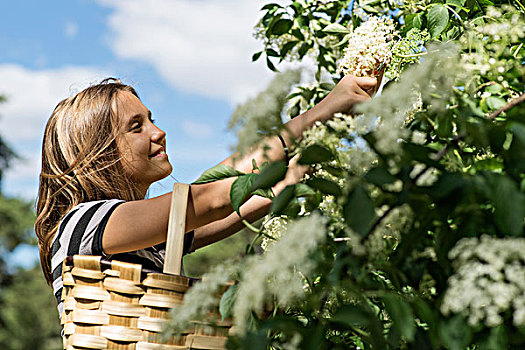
334, 237, 352, 242
433, 132, 465, 161
474, 81, 496, 93
396, 52, 428, 58
359, 206, 395, 244
444, 4, 465, 27
246, 233, 261, 255
242, 219, 261, 233
488, 93, 525, 120
513, 0, 525, 12
513, 43, 523, 58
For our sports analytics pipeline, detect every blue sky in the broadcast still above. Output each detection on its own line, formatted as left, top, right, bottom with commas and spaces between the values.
0, 0, 277, 199
0, 0, 279, 266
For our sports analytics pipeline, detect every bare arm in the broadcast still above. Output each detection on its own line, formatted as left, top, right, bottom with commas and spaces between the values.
102, 76, 376, 254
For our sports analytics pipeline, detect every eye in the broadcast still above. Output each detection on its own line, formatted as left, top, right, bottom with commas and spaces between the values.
130, 121, 142, 132
149, 116, 156, 124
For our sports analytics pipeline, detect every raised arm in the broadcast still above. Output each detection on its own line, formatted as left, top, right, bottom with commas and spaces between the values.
102, 76, 376, 254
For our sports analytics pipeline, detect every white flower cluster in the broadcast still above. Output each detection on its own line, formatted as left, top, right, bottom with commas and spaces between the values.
441, 235, 525, 328
460, 6, 524, 86
167, 263, 237, 333
260, 216, 288, 251
338, 17, 397, 77
409, 163, 438, 187
365, 204, 414, 256
229, 69, 301, 155
233, 213, 327, 333
387, 28, 430, 80
356, 44, 461, 153
299, 113, 378, 176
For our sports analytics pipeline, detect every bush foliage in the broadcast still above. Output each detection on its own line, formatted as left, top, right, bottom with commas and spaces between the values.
168, 0, 524, 349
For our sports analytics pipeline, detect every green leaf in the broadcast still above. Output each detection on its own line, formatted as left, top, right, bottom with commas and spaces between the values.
343, 185, 377, 236
486, 96, 506, 111
298, 42, 311, 58
306, 178, 342, 196
230, 174, 257, 214
266, 48, 279, 57
252, 51, 263, 62
322, 23, 350, 34
478, 326, 507, 350
446, 0, 466, 7
251, 158, 259, 171
261, 3, 282, 10
365, 167, 397, 186
294, 183, 316, 197
193, 164, 244, 184
413, 12, 424, 29
252, 188, 274, 198
298, 144, 335, 165
362, 5, 380, 13
219, 284, 238, 320
270, 185, 296, 215
427, 5, 449, 38
485, 83, 503, 94
439, 316, 472, 349
280, 40, 299, 59
332, 305, 373, 327
334, 34, 351, 47
270, 19, 293, 35
382, 294, 416, 341
484, 173, 525, 236
266, 57, 279, 72
251, 162, 287, 190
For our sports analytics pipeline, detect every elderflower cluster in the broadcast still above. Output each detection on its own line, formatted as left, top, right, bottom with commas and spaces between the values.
338, 17, 397, 77
260, 216, 288, 251
410, 163, 439, 186
441, 235, 525, 328
387, 28, 430, 80
167, 263, 237, 333
460, 6, 524, 88
356, 43, 461, 152
229, 70, 301, 155
299, 113, 378, 177
233, 214, 327, 333
365, 204, 414, 256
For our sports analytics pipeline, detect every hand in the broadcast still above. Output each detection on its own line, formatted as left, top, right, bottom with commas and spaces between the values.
314, 75, 377, 122
272, 155, 310, 195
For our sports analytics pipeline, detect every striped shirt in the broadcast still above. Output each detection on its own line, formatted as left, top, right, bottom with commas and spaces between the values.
50, 199, 194, 316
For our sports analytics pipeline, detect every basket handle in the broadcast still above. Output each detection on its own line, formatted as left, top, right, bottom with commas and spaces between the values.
163, 183, 190, 275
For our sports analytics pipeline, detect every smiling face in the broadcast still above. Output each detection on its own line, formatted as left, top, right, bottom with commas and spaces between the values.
116, 91, 172, 195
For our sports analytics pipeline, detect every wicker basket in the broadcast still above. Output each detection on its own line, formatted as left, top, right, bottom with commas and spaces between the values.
60, 184, 232, 349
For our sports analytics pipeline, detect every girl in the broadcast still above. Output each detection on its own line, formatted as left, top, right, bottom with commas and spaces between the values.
35, 75, 376, 316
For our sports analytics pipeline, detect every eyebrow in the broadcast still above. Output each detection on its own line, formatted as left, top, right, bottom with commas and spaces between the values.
127, 110, 152, 127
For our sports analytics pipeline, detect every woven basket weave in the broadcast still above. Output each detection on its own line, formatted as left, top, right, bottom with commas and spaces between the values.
60, 184, 232, 349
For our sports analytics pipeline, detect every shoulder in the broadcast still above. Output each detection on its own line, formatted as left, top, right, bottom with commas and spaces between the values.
52, 199, 126, 257
60, 199, 125, 229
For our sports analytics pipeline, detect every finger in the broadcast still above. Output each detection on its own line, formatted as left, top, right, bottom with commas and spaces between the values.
354, 85, 373, 100
355, 76, 377, 93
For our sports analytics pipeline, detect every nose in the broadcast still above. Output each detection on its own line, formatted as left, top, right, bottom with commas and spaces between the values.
151, 124, 166, 144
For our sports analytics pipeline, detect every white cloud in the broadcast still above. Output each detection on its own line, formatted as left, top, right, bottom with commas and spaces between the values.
64, 21, 79, 38
181, 120, 213, 139
97, 0, 284, 105
0, 64, 109, 143
0, 64, 110, 198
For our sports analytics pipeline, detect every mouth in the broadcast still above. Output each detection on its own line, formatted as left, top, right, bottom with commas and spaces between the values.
149, 147, 167, 158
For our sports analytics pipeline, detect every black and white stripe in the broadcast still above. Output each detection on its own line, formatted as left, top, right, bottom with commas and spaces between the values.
50, 199, 195, 316
51, 199, 124, 315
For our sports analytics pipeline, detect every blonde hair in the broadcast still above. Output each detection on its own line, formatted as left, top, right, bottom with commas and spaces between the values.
36, 78, 144, 284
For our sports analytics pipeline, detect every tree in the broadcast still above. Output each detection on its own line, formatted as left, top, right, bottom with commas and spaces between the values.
0, 95, 16, 189
166, 0, 525, 349
0, 95, 61, 349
